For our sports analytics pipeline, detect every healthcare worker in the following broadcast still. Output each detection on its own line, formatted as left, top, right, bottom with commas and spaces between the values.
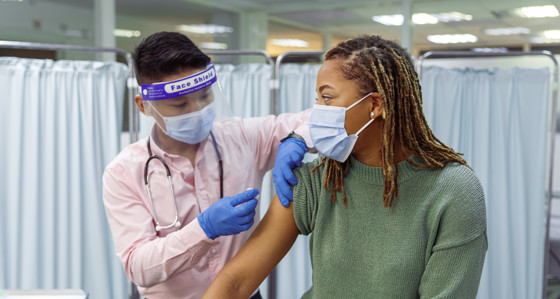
102, 31, 310, 299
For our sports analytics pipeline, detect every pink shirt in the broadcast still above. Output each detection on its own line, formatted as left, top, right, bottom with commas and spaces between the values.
102, 111, 310, 299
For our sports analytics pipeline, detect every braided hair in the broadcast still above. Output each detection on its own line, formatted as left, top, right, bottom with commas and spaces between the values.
312, 35, 467, 207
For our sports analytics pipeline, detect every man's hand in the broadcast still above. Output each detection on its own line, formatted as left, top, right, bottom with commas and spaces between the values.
197, 189, 259, 239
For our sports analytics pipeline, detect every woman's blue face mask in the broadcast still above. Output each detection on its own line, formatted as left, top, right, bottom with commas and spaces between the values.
309, 92, 375, 162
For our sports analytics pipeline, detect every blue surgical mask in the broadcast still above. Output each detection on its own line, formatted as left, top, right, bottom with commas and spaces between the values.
309, 93, 375, 162
152, 102, 216, 144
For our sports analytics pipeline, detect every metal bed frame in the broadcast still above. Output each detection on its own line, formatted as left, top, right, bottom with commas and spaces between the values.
417, 50, 559, 299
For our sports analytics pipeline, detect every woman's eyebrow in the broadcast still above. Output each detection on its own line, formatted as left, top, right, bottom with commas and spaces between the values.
317, 84, 334, 93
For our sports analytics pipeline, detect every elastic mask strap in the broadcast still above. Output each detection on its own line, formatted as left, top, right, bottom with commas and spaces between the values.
346, 92, 373, 111
148, 101, 164, 119
355, 118, 375, 137
147, 103, 168, 133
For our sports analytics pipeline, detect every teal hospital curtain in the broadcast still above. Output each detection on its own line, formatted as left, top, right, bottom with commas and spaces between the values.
0, 58, 129, 298
420, 65, 551, 299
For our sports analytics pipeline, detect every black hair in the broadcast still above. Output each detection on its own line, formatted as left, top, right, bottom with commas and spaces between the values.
133, 31, 211, 84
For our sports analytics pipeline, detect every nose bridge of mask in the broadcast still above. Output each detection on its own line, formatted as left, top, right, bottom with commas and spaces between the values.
163, 101, 213, 124
310, 104, 346, 126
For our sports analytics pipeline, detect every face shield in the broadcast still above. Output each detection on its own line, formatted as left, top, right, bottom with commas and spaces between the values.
140, 63, 233, 144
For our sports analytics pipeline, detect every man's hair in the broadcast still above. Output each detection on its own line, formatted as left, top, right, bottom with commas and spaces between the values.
133, 31, 211, 85
312, 35, 468, 207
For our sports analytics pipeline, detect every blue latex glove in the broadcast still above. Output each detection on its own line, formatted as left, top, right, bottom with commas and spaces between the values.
197, 188, 259, 239
273, 137, 307, 207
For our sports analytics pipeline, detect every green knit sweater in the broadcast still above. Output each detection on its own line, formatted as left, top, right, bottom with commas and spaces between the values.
292, 155, 487, 299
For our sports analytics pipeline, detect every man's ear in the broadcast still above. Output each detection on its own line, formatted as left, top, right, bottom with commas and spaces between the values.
369, 92, 384, 119
135, 94, 150, 116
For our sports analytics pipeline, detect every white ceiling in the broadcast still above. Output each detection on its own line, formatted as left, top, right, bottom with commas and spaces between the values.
41, 0, 560, 56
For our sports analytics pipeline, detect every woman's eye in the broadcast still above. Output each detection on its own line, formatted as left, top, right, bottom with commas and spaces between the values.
315, 95, 331, 103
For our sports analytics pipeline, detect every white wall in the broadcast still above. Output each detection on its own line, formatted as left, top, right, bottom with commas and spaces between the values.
0, 1, 94, 60
0, 1, 212, 59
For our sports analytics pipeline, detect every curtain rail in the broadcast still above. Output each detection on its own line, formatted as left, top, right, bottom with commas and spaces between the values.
417, 51, 559, 299
274, 51, 324, 115
0, 40, 138, 144
203, 49, 275, 117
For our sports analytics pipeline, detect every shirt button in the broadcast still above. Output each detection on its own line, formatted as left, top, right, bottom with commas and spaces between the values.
212, 248, 216, 254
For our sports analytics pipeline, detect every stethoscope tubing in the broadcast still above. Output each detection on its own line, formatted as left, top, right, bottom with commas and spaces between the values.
144, 132, 223, 231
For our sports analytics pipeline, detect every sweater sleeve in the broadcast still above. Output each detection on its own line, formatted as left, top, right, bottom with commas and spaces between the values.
419, 167, 488, 298
292, 157, 324, 235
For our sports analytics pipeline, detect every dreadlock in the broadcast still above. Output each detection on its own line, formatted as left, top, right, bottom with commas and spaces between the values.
311, 35, 468, 207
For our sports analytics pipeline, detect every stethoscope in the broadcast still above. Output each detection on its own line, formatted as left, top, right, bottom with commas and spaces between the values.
144, 131, 223, 231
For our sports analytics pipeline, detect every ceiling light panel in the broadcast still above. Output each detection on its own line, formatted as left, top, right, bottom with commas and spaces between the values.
543, 30, 560, 40
372, 14, 404, 26
270, 39, 309, 47
427, 34, 478, 44
514, 5, 559, 18
483, 27, 530, 35
372, 11, 472, 26
114, 29, 141, 38
177, 24, 233, 35
431, 12, 473, 22
412, 13, 438, 25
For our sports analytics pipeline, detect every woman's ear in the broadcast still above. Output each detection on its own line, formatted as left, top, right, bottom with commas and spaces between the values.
135, 94, 151, 116
369, 92, 384, 119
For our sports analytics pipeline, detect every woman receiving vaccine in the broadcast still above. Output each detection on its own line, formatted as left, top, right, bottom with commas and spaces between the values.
203, 35, 487, 299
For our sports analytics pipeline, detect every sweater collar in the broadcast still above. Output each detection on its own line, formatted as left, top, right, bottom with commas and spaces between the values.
348, 155, 425, 185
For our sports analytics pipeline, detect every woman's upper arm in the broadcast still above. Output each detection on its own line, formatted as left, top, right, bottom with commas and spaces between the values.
203, 194, 300, 298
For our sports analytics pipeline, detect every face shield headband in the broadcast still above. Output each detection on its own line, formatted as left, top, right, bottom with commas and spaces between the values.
140, 63, 217, 102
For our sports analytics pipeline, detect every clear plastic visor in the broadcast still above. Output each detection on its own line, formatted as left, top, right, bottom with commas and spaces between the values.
141, 63, 232, 121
